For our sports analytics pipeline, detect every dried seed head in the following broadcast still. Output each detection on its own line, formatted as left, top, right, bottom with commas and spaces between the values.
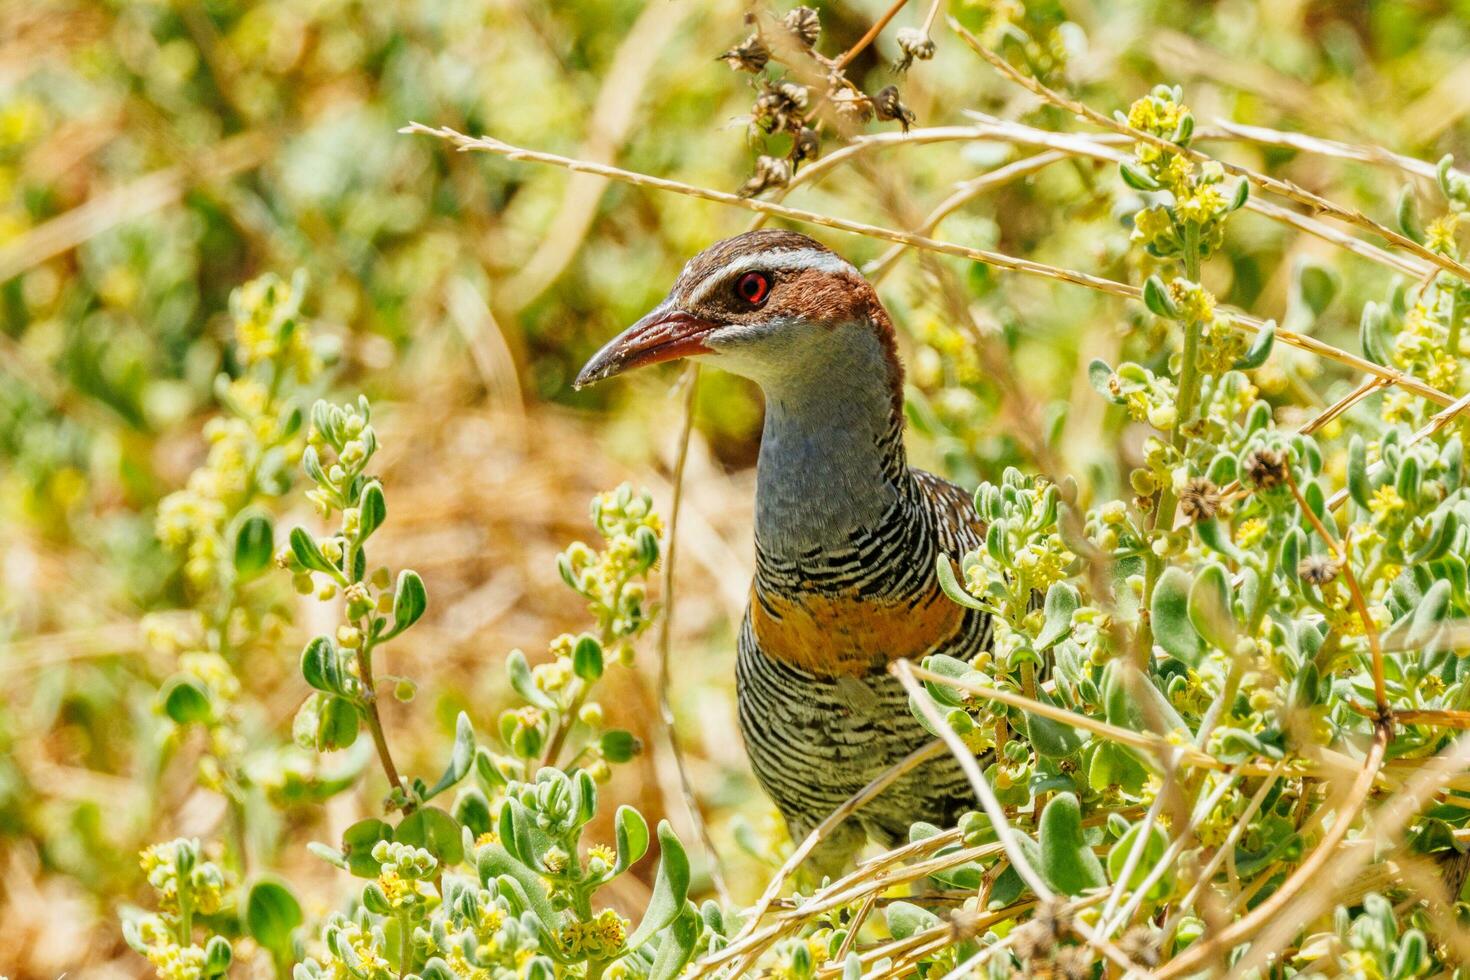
872, 84, 916, 131
793, 126, 821, 163
1009, 921, 1046, 962
719, 33, 769, 73
1242, 447, 1288, 489
1178, 476, 1222, 522
1298, 554, 1342, 586
784, 6, 820, 47
739, 155, 792, 197
894, 27, 936, 72
831, 87, 873, 124
1031, 896, 1072, 945
1052, 944, 1094, 980
753, 82, 808, 133
948, 908, 981, 942
1119, 925, 1161, 968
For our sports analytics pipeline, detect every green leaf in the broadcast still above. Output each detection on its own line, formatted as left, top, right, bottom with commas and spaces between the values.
1151, 566, 1205, 666
359, 481, 387, 540
1188, 562, 1238, 652
1294, 262, 1338, 316
161, 675, 213, 725
1396, 185, 1424, 243
289, 526, 338, 576
885, 901, 941, 940
425, 712, 475, 800
454, 787, 493, 838
572, 634, 604, 681
507, 649, 555, 709
391, 570, 428, 634
317, 695, 360, 751
342, 818, 393, 877
300, 636, 344, 695
203, 936, 233, 977
395, 806, 463, 867
245, 879, 303, 961
1142, 275, 1177, 318
1106, 822, 1173, 901
627, 821, 690, 950
649, 906, 702, 980
1023, 687, 1084, 759
477, 846, 557, 931
1103, 661, 1189, 739
233, 514, 274, 578
1360, 302, 1391, 366
1348, 436, 1372, 509
1036, 582, 1078, 650
1119, 161, 1161, 191
1233, 319, 1275, 370
600, 730, 642, 764
1038, 792, 1106, 896
935, 554, 986, 610
614, 805, 650, 874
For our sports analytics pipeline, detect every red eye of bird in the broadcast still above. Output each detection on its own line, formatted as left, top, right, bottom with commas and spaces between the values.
736, 271, 770, 306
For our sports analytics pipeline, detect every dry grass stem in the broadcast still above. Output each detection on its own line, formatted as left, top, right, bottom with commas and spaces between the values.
953, 22, 1470, 284
402, 124, 1458, 413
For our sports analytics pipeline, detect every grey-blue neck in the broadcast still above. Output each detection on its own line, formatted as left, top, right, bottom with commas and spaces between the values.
748, 326, 907, 557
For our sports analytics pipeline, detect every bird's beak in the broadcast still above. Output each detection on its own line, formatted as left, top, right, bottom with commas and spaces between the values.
574, 305, 719, 388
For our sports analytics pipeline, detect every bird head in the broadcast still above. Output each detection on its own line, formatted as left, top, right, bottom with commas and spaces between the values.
574, 229, 900, 394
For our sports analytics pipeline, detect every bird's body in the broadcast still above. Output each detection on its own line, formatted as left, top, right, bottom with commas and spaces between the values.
577, 230, 992, 872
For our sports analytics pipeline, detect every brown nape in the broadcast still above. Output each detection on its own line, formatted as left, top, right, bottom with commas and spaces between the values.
782, 266, 905, 417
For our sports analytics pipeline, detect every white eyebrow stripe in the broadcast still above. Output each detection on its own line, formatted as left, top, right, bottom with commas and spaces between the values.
687, 248, 859, 306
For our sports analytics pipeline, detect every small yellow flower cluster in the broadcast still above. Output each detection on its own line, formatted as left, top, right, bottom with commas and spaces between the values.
1109, 363, 1180, 432
559, 484, 664, 657
557, 908, 629, 959
134, 918, 210, 980
1125, 88, 1237, 260
139, 839, 230, 917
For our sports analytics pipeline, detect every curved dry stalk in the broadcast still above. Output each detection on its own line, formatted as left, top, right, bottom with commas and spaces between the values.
1155, 721, 1390, 978
952, 22, 1470, 285
652, 361, 731, 906
1209, 120, 1468, 184
1232, 726, 1470, 975
401, 123, 1459, 412
732, 739, 947, 944
906, 662, 1289, 777
892, 660, 1154, 978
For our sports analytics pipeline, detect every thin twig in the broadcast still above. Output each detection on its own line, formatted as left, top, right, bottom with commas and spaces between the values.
835, 0, 909, 69
401, 124, 1459, 410
654, 362, 731, 905
952, 22, 1470, 284
1155, 722, 1390, 978
893, 659, 1154, 978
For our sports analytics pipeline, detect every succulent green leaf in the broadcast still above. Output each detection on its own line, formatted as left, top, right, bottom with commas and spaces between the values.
289, 526, 338, 576
359, 481, 387, 540
1151, 566, 1205, 666
233, 514, 274, 577
614, 805, 650, 875
626, 821, 691, 950
885, 901, 942, 940
1143, 275, 1177, 318
1024, 687, 1084, 759
342, 818, 393, 877
1106, 822, 1173, 901
572, 634, 604, 681
649, 906, 702, 980
245, 879, 303, 961
203, 936, 233, 976
1233, 319, 1275, 370
1036, 582, 1078, 650
935, 554, 986, 610
507, 649, 556, 709
425, 712, 475, 800
1038, 792, 1106, 895
391, 570, 428, 634
161, 675, 213, 725
395, 806, 463, 867
300, 636, 343, 695
1188, 562, 1238, 651
1348, 436, 1371, 509
1089, 359, 1123, 403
